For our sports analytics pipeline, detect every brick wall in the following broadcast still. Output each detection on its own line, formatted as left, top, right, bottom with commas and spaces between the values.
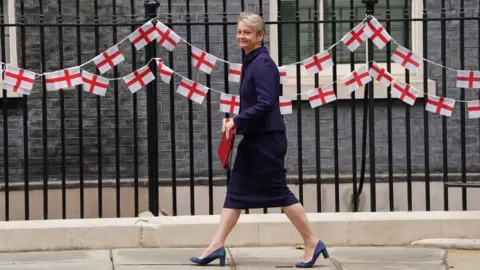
0, 0, 479, 185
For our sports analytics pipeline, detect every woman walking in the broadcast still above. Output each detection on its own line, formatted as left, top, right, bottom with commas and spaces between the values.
189, 12, 329, 268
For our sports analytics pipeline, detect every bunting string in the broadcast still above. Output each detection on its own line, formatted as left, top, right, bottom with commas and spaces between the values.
2, 14, 480, 118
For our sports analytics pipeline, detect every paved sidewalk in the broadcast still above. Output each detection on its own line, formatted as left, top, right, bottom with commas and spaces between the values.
0, 246, 477, 269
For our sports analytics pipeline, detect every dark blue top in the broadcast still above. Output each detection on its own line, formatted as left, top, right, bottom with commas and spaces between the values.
233, 46, 286, 135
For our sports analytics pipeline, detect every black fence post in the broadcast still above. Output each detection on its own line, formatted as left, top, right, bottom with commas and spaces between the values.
145, 0, 160, 216
363, 0, 377, 212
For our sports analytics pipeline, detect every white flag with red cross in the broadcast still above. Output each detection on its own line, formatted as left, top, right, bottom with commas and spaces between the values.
3, 66, 36, 92
176, 78, 209, 104
279, 96, 292, 115
391, 80, 420, 106
219, 93, 240, 114
342, 23, 367, 52
93, 45, 125, 74
82, 71, 109, 96
228, 63, 242, 83
369, 61, 393, 86
44, 67, 83, 91
155, 22, 181, 51
344, 66, 372, 93
456, 70, 480, 89
128, 21, 160, 51
302, 51, 334, 75
307, 85, 336, 108
467, 100, 480, 119
425, 96, 455, 117
364, 17, 391, 49
191, 46, 217, 74
123, 65, 155, 94
391, 46, 422, 73
156, 59, 174, 84
278, 66, 287, 84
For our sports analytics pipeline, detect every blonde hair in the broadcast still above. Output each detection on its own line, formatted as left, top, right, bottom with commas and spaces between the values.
237, 12, 265, 35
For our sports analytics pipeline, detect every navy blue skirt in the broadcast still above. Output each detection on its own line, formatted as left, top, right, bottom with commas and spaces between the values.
223, 131, 299, 209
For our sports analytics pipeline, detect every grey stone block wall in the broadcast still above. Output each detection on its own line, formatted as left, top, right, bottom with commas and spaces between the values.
0, 0, 479, 185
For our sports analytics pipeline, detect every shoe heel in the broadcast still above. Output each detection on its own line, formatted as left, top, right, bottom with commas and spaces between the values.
219, 255, 226, 266
321, 247, 329, 259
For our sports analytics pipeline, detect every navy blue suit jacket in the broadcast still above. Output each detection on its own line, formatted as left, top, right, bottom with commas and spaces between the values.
233, 47, 286, 135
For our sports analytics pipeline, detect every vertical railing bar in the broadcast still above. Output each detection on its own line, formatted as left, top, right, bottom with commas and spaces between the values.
350, 0, 358, 212
166, 0, 177, 216
39, 0, 47, 220
130, 0, 139, 218
459, 0, 467, 210
186, 0, 195, 215
57, 0, 67, 220
21, 0, 30, 220
441, 0, 449, 211
331, 0, 339, 213
314, 0, 322, 213
367, 8, 376, 213
205, 0, 213, 215
112, 0, 121, 218
422, 0, 431, 211
295, 0, 303, 205
94, 0, 103, 218
386, 0, 394, 212
145, 1, 159, 216
76, 0, 84, 219
404, 0, 412, 212
0, 0, 9, 221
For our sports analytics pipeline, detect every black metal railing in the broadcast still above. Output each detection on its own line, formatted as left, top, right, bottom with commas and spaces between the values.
0, 0, 479, 221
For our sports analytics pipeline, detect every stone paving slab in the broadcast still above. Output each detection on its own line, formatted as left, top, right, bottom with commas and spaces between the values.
446, 249, 480, 270
112, 248, 231, 269
0, 250, 112, 270
326, 247, 445, 264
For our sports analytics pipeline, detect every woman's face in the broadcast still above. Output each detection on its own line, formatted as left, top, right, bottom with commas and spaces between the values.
236, 21, 263, 52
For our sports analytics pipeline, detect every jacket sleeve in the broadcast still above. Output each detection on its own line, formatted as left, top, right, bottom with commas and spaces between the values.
233, 58, 279, 129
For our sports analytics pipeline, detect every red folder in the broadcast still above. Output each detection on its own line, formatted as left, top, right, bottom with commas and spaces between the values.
217, 127, 236, 170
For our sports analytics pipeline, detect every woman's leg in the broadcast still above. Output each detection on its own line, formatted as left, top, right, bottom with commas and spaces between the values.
198, 208, 242, 258
281, 203, 321, 262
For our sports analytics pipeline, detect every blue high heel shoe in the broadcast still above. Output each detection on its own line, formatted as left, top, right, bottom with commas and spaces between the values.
295, 240, 329, 268
189, 247, 227, 266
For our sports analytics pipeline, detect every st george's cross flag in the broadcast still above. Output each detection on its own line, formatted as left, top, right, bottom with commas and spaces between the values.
391, 46, 422, 73
191, 46, 217, 74
128, 21, 159, 50
391, 80, 420, 106
307, 85, 336, 108
344, 66, 372, 93
82, 71, 109, 96
425, 96, 455, 117
93, 45, 125, 74
342, 23, 367, 52
279, 96, 293, 115
123, 65, 155, 94
302, 51, 334, 75
467, 100, 480, 119
456, 70, 480, 89
44, 67, 83, 91
176, 78, 209, 104
156, 59, 174, 84
155, 22, 181, 52
3, 66, 36, 93
369, 61, 393, 86
364, 16, 392, 49
228, 63, 242, 83
219, 93, 240, 114
278, 66, 287, 84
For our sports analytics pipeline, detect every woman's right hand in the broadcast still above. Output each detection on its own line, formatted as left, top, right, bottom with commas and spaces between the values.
222, 118, 229, 133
